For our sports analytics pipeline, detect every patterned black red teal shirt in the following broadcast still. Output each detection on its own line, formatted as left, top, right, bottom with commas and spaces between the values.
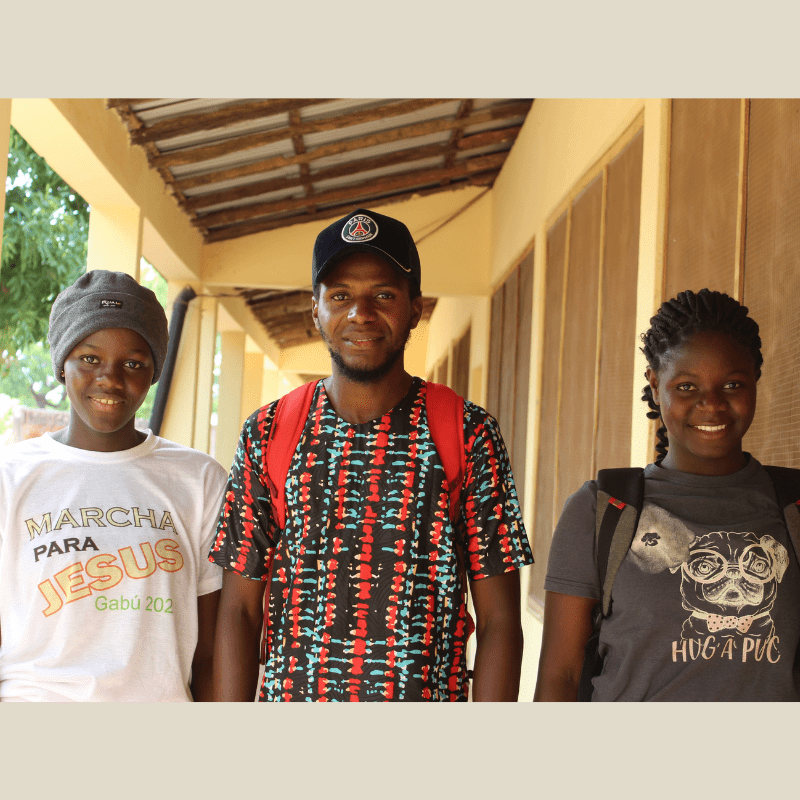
209, 378, 533, 701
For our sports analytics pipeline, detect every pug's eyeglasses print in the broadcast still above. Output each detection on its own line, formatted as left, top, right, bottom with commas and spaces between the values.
682, 545, 776, 585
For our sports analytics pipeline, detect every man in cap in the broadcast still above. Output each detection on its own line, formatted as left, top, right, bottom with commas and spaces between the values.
209, 208, 533, 701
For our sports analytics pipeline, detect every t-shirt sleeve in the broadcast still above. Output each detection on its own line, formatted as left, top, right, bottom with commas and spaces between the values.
207, 403, 279, 580
543, 480, 600, 600
460, 402, 534, 580
195, 459, 229, 596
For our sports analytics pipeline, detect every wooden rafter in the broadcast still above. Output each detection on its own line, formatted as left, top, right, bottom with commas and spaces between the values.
181, 142, 452, 211
468, 171, 500, 187
130, 99, 330, 144
112, 100, 189, 208
442, 100, 474, 187
112, 97, 530, 350
458, 125, 523, 150
195, 152, 507, 229
106, 99, 161, 108
113, 98, 533, 247
247, 294, 312, 316
175, 100, 531, 191
289, 109, 316, 214
150, 98, 450, 170
242, 290, 438, 350
204, 180, 495, 244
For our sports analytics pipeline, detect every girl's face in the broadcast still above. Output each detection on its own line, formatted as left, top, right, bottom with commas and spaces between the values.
647, 330, 758, 476
60, 327, 154, 452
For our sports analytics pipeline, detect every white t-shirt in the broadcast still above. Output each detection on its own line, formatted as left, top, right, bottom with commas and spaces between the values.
0, 431, 226, 702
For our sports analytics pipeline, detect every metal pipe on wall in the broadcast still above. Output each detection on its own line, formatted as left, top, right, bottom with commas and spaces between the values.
149, 286, 197, 435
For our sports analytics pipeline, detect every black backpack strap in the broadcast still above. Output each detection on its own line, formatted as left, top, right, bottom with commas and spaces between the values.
596, 468, 645, 616
577, 467, 644, 702
763, 465, 800, 566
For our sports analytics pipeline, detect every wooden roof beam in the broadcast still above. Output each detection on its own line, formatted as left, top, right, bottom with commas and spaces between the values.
181, 142, 451, 211
196, 152, 507, 228
178, 100, 530, 191
106, 99, 161, 108
290, 109, 317, 215
130, 99, 330, 145
458, 125, 524, 150
203, 174, 500, 243
250, 300, 315, 319
182, 130, 517, 212
152, 99, 450, 170
468, 170, 500, 186
442, 100, 474, 186
244, 290, 311, 305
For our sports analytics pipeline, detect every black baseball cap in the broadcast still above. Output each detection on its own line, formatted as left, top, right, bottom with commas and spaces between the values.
312, 208, 421, 291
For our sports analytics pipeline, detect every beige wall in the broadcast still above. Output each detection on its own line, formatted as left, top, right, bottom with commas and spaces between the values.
490, 98, 644, 286
421, 98, 670, 700
425, 296, 489, 406
201, 187, 492, 298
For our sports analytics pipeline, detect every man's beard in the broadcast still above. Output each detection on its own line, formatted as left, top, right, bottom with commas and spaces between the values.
320, 327, 411, 385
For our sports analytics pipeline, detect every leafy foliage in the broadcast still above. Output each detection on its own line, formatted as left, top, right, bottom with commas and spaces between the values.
0, 340, 67, 410
0, 131, 176, 436
1, 126, 89, 369
0, 262, 169, 424
137, 261, 168, 423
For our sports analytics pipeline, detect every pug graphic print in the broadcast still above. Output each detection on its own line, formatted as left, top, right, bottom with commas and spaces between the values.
631, 504, 788, 663
544, 456, 800, 700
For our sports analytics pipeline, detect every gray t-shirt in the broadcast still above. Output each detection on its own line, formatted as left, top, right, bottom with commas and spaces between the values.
545, 456, 800, 701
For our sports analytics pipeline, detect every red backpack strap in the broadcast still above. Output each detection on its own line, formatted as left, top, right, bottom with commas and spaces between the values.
260, 380, 318, 666
264, 380, 319, 531
425, 382, 474, 645
425, 382, 466, 521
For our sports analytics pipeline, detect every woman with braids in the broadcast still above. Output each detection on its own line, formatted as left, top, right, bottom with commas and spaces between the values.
534, 288, 800, 701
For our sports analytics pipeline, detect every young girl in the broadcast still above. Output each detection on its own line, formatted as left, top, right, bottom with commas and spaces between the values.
0, 270, 226, 701
534, 288, 800, 701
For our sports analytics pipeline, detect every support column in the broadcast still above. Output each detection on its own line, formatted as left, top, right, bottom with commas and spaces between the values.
261, 367, 280, 406
87, 205, 143, 280
631, 98, 670, 468
240, 347, 264, 426
0, 99, 12, 272
159, 281, 202, 448
215, 330, 246, 470
192, 296, 218, 455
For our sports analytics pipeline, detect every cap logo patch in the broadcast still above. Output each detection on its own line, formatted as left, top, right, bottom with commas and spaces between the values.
99, 299, 123, 309
342, 214, 378, 243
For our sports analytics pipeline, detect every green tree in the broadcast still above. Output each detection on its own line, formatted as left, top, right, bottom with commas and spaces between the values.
1, 126, 89, 371
0, 341, 67, 410
137, 261, 168, 423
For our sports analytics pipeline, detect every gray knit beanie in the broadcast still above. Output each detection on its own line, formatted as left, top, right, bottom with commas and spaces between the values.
48, 270, 169, 384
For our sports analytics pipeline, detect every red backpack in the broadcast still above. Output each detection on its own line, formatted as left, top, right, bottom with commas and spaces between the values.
259, 380, 473, 664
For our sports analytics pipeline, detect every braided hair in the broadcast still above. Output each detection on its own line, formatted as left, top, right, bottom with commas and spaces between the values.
640, 289, 763, 464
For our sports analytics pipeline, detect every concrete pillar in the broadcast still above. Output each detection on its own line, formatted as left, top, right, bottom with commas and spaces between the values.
215, 330, 246, 470
159, 281, 202, 448
0, 99, 11, 270
278, 371, 300, 397
240, 349, 264, 426
631, 99, 670, 469
261, 367, 281, 406
192, 296, 218, 455
87, 205, 142, 280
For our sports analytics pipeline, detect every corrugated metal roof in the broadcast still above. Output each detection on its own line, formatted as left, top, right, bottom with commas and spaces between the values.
110, 97, 533, 242
108, 97, 532, 353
